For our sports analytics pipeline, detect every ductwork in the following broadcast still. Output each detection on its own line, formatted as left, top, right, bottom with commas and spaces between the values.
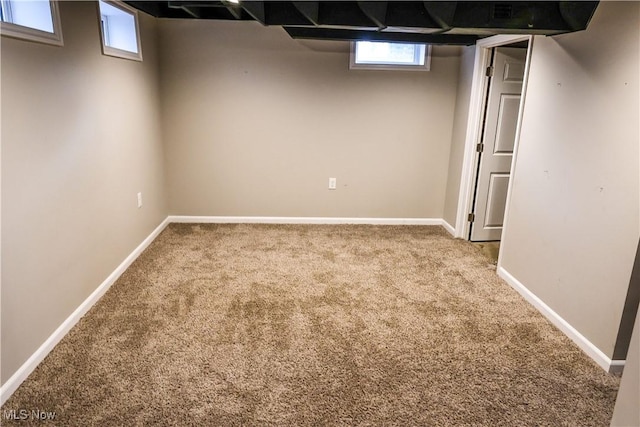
125, 1, 599, 45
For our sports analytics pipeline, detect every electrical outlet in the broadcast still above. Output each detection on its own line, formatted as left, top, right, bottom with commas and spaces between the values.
137, 192, 143, 208
329, 177, 337, 190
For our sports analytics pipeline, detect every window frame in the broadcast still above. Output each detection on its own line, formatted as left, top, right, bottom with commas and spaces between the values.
97, 0, 142, 62
0, 0, 63, 46
349, 41, 432, 72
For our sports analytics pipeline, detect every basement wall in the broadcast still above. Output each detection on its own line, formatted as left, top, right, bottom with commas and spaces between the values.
1, 2, 167, 384
159, 20, 461, 219
500, 1, 640, 360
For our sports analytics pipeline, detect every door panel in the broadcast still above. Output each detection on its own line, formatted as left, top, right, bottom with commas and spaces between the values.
470, 47, 527, 241
494, 94, 520, 154
485, 173, 510, 227
503, 62, 525, 82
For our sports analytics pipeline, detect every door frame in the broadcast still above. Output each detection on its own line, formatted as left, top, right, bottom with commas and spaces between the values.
454, 34, 534, 246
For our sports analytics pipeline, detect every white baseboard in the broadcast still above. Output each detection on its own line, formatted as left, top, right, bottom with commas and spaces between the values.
168, 215, 444, 226
0, 218, 170, 406
497, 266, 624, 373
441, 219, 456, 236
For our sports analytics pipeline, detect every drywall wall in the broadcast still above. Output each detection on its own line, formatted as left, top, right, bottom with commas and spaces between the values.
159, 20, 461, 218
611, 308, 640, 426
443, 45, 475, 228
500, 1, 639, 358
1, 1, 167, 384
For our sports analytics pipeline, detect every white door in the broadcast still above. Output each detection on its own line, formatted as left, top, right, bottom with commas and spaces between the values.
470, 47, 527, 241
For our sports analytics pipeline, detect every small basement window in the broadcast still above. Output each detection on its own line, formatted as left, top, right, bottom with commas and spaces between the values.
0, 0, 63, 46
350, 41, 431, 71
98, 0, 142, 61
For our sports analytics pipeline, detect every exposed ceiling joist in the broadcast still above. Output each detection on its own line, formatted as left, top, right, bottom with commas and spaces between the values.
293, 2, 320, 26
222, 0, 243, 20
125, 1, 600, 45
559, 1, 599, 31
167, 1, 201, 18
357, 2, 388, 30
284, 27, 479, 46
241, 1, 266, 24
423, 2, 457, 31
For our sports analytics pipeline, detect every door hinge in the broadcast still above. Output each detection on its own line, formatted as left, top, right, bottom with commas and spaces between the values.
486, 66, 494, 77
476, 143, 484, 153
468, 213, 475, 222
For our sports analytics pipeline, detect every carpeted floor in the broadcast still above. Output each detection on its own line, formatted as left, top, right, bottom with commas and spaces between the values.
2, 224, 619, 426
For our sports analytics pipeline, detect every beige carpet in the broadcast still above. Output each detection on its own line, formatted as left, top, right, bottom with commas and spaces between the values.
2, 224, 619, 426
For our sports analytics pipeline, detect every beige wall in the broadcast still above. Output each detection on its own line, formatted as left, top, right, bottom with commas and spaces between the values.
500, 2, 640, 358
443, 45, 475, 228
1, 2, 167, 384
159, 20, 461, 218
611, 310, 640, 426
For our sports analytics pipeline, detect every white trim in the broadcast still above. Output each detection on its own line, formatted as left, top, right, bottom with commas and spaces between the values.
454, 42, 491, 238
0, 218, 169, 406
168, 216, 444, 226
441, 219, 456, 236
0, 0, 63, 47
497, 266, 625, 373
97, 0, 143, 62
454, 35, 532, 239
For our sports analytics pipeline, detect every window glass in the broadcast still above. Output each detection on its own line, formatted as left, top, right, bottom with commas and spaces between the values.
350, 41, 431, 71
355, 42, 426, 66
98, 0, 141, 60
0, 0, 62, 45
2, 0, 54, 32
99, 0, 138, 53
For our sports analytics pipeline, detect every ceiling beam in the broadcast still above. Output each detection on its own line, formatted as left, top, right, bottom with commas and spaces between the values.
559, 1, 599, 31
241, 1, 266, 25
124, 1, 602, 43
123, 1, 162, 17
357, 2, 387, 30
293, 2, 320, 26
284, 27, 478, 45
222, 0, 243, 20
168, 1, 201, 18
423, 2, 457, 31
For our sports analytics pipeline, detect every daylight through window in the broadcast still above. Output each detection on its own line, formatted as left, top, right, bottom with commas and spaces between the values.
0, 0, 62, 45
350, 41, 431, 71
98, 0, 141, 60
